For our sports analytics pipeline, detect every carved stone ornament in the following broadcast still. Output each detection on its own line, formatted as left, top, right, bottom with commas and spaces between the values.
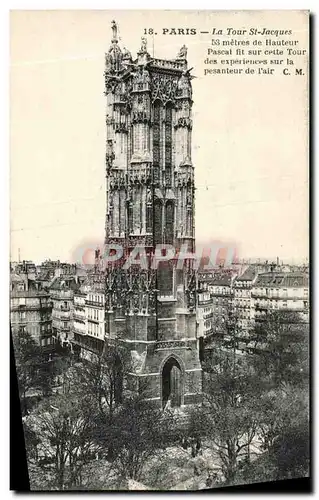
122, 47, 132, 60
151, 75, 178, 104
176, 44, 187, 59
105, 139, 115, 169
174, 117, 193, 129
140, 37, 148, 54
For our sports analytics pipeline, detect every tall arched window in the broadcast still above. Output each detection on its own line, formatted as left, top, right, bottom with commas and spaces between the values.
153, 101, 161, 186
158, 262, 173, 296
165, 201, 174, 245
165, 104, 173, 187
154, 199, 163, 246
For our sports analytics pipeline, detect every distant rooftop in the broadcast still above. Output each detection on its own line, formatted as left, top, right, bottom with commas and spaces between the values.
235, 266, 258, 282
255, 272, 309, 288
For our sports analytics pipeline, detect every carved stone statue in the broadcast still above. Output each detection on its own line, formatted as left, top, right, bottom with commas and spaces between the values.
143, 67, 150, 84
177, 44, 187, 59
109, 192, 114, 210
111, 20, 118, 41
140, 37, 147, 53
106, 139, 115, 169
127, 185, 133, 202
122, 47, 132, 59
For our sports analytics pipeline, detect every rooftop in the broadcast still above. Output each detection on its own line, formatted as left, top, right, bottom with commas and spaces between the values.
255, 272, 309, 288
235, 266, 258, 282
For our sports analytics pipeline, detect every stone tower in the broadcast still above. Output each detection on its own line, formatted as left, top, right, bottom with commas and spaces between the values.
104, 22, 202, 407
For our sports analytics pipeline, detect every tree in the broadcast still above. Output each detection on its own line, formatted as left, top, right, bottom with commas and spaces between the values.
269, 417, 309, 480
251, 311, 309, 388
23, 420, 41, 461
253, 384, 309, 478
12, 330, 42, 413
191, 354, 262, 485
73, 343, 128, 425
110, 394, 175, 482
36, 359, 55, 397
28, 393, 101, 490
236, 407, 309, 484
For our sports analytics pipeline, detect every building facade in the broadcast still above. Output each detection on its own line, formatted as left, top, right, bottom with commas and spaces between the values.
72, 274, 106, 358
50, 277, 77, 348
103, 23, 202, 407
252, 272, 309, 324
232, 266, 258, 331
196, 290, 214, 339
10, 273, 53, 352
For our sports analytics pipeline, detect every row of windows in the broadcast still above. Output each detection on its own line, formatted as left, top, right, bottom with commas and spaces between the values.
212, 306, 227, 313
87, 294, 104, 304
210, 287, 230, 294
256, 300, 308, 308
254, 287, 308, 295
88, 322, 103, 337
202, 307, 212, 313
87, 308, 101, 321
234, 299, 251, 306
213, 298, 232, 305
235, 290, 250, 297
18, 324, 51, 335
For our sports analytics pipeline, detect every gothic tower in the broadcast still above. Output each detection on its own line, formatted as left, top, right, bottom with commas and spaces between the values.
104, 22, 202, 407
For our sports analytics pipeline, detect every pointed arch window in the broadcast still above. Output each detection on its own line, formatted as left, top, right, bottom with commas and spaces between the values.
165, 104, 173, 187
154, 199, 163, 246
153, 101, 161, 186
165, 201, 174, 245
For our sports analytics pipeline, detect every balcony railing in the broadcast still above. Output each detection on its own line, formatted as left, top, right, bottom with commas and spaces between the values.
52, 310, 71, 320
59, 310, 71, 318
210, 291, 233, 297
252, 292, 308, 300
10, 303, 52, 312
10, 290, 50, 298
73, 312, 86, 322
198, 298, 214, 305
85, 300, 103, 307
73, 326, 86, 336
51, 290, 73, 300
88, 317, 99, 324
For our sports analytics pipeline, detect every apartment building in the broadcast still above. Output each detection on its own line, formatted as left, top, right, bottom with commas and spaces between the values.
252, 272, 309, 324
10, 273, 53, 352
232, 266, 259, 331
72, 274, 106, 358
50, 277, 78, 348
197, 290, 214, 339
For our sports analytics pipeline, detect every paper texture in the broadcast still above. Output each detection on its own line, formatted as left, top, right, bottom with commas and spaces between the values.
10, 10, 309, 492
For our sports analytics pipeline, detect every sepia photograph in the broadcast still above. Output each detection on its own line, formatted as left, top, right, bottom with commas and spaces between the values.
10, 9, 309, 491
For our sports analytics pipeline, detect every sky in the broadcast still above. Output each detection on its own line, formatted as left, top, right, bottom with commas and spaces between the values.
10, 10, 309, 264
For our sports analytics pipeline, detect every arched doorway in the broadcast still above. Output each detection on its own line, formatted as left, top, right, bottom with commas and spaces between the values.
161, 357, 183, 409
